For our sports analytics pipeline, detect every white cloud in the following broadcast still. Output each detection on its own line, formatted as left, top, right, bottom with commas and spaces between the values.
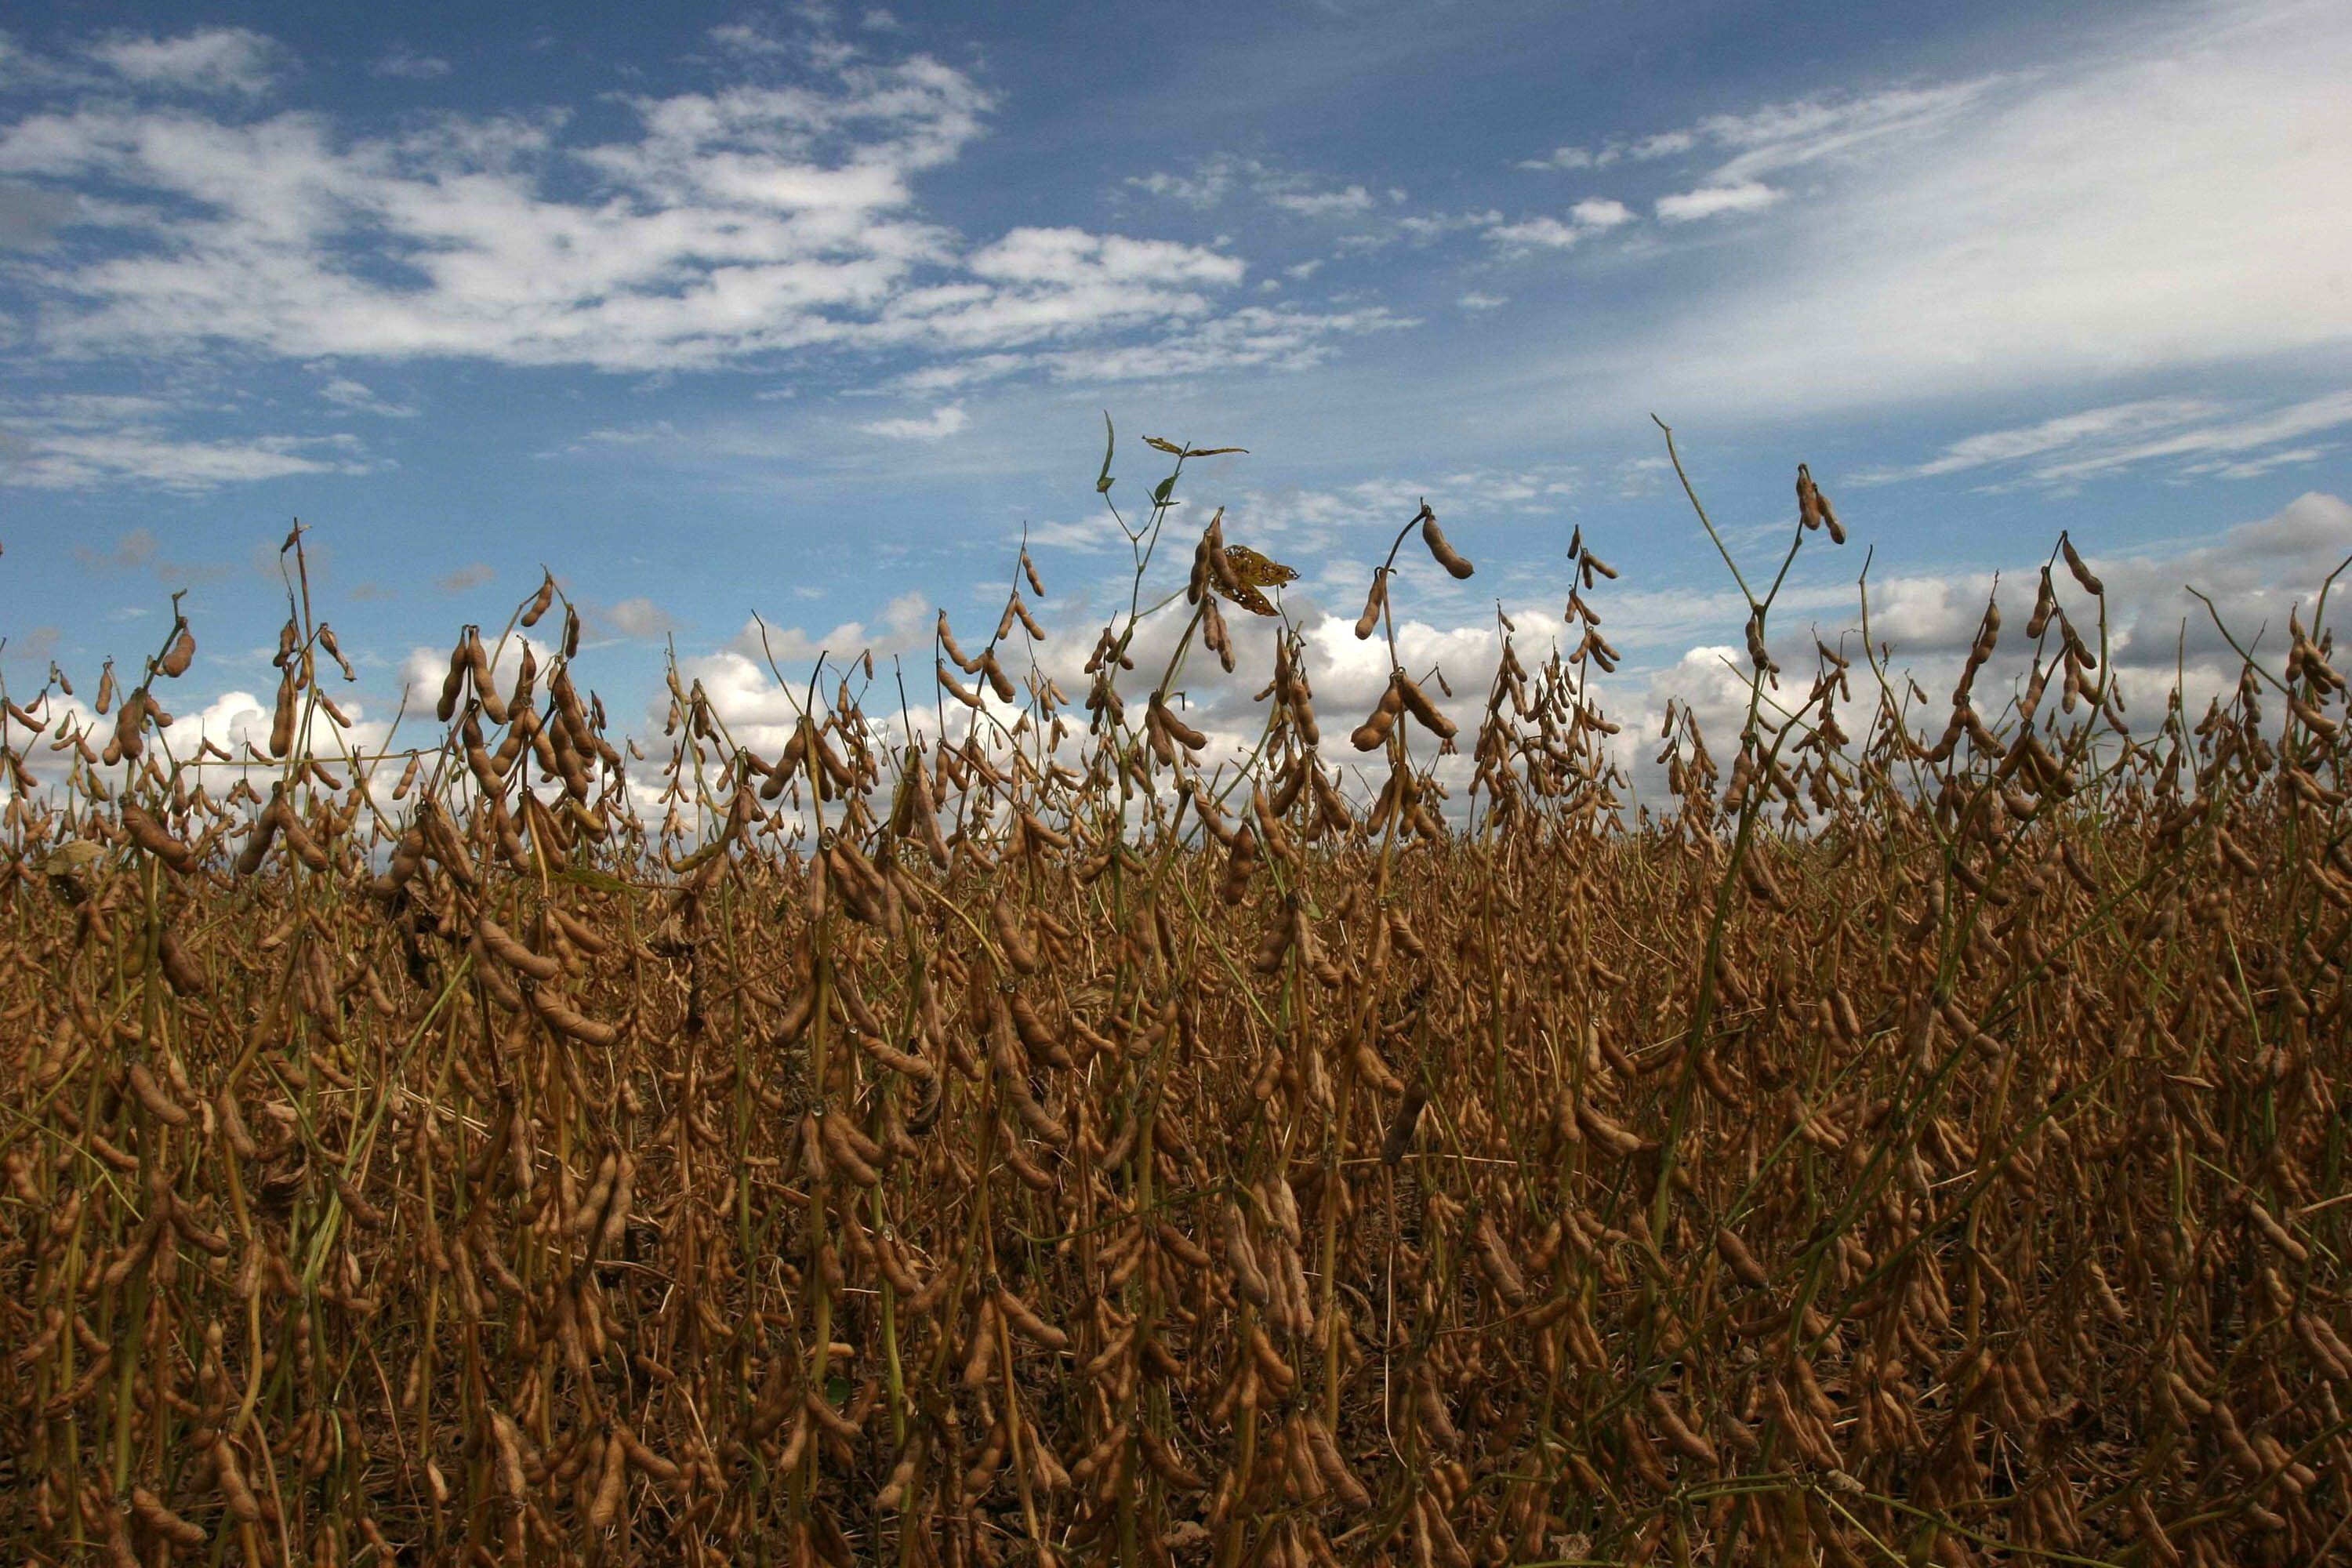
1486, 216, 1584, 251
721, 590, 934, 673
0, 179, 78, 248
869, 302, 1412, 389
1125, 155, 1379, 223
1031, 303, 1413, 382
1517, 146, 1595, 172
600, 597, 675, 639
1265, 183, 1375, 219
318, 376, 419, 418
1690, 80, 1996, 184
1486, 196, 1639, 253
1523, 81, 1989, 187
1126, 165, 1236, 209
1517, 131, 1698, 172
0, 395, 376, 490
1457, 292, 1507, 311
1617, 490, 2351, 797
1629, 129, 1697, 160
859, 403, 967, 440
371, 47, 451, 81
964, 227, 1240, 289
1653, 180, 1782, 223
86, 28, 282, 97
1618, 0, 2352, 412
2040, 392, 2352, 484
1016, 516, 1120, 554
1860, 390, 2352, 488
0, 46, 1352, 390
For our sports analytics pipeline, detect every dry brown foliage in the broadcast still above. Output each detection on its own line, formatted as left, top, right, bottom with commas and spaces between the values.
2, 443, 2349, 1568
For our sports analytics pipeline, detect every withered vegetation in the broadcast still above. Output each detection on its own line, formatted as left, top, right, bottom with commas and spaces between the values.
2, 429, 2349, 1567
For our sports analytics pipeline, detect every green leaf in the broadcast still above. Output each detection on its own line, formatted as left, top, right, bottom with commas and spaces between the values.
1152, 476, 1176, 505
1095, 411, 1115, 494
826, 1374, 855, 1407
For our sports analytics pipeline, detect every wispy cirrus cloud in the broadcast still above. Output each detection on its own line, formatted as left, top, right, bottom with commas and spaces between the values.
0, 391, 379, 489
1595, 0, 2352, 416
1859, 391, 2352, 488
1523, 77, 1996, 228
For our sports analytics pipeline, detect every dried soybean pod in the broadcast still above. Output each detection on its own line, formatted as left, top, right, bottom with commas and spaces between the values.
522, 571, 557, 627
996, 1287, 1069, 1350
597, 1153, 636, 1254
131, 1486, 207, 1547
1353, 572, 1386, 639
1715, 1227, 1769, 1289
435, 640, 467, 722
476, 916, 561, 982
1396, 677, 1457, 740
1420, 510, 1474, 579
160, 626, 196, 679
127, 1062, 191, 1126
120, 804, 197, 872
217, 1087, 259, 1160
587, 1427, 629, 1528
1381, 1082, 1427, 1165
991, 895, 1041, 975
214, 1439, 263, 1521
270, 669, 298, 758
2060, 534, 2104, 596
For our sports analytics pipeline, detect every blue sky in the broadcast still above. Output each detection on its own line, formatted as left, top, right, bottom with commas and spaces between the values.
1, 0, 2346, 768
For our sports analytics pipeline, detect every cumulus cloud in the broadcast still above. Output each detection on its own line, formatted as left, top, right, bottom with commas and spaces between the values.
1653, 180, 1782, 223
1471, 198, 1641, 256
859, 404, 967, 440
1631, 491, 2352, 775
672, 591, 938, 756
85, 27, 284, 96
1486, 216, 1584, 252
596, 597, 676, 640
730, 590, 935, 669
0, 42, 1406, 392
1124, 155, 1382, 222
617, 488, 2344, 829
1125, 164, 1236, 209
